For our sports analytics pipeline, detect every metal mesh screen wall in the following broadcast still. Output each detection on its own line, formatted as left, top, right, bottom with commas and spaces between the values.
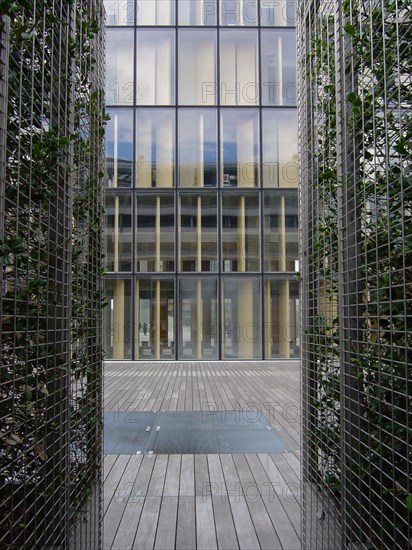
299, 0, 411, 548
0, 1, 105, 548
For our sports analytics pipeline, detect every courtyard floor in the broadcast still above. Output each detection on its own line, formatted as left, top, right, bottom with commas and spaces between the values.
103, 361, 301, 550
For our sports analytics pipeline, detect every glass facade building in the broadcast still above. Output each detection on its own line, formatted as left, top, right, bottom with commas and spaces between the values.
104, 0, 299, 360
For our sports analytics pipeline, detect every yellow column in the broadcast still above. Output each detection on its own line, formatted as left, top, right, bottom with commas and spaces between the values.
197, 279, 202, 359
279, 280, 290, 358
279, 195, 286, 272
156, 33, 171, 104
156, 280, 161, 359
197, 42, 214, 106
279, 195, 290, 358
114, 196, 119, 272
197, 195, 202, 272
221, 278, 225, 358
113, 113, 118, 186
156, 196, 161, 271
238, 195, 246, 272
135, 280, 139, 359
289, 293, 296, 350
156, 119, 173, 187
238, 279, 254, 358
113, 280, 125, 359
137, 116, 152, 187
265, 280, 272, 358
196, 114, 204, 186
277, 34, 283, 105
238, 115, 256, 186
238, 13, 258, 106
113, 112, 119, 272
178, 195, 182, 271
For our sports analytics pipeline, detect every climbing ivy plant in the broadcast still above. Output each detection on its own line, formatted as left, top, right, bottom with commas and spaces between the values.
343, 0, 412, 546
0, 1, 105, 546
304, 0, 411, 547
306, 9, 341, 496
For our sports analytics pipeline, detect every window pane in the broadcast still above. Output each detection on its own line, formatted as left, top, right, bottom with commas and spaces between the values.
136, 30, 175, 105
221, 109, 260, 188
178, 30, 217, 105
136, 109, 175, 188
261, 30, 296, 105
178, 0, 217, 25
105, 108, 133, 188
106, 29, 134, 105
260, 0, 296, 26
179, 194, 218, 272
222, 192, 260, 271
104, 0, 135, 25
178, 109, 217, 187
262, 109, 298, 187
136, 193, 175, 272
220, 30, 258, 105
136, 279, 175, 359
136, 0, 175, 25
264, 190, 298, 272
104, 191, 133, 272
264, 278, 300, 359
222, 277, 261, 359
178, 278, 218, 359
103, 279, 132, 360
220, 0, 258, 25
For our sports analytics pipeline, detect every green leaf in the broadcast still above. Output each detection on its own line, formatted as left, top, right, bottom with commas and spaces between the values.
344, 23, 357, 37
406, 494, 412, 512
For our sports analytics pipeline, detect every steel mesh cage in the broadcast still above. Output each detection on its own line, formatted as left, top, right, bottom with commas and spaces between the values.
0, 1, 105, 548
299, 0, 411, 548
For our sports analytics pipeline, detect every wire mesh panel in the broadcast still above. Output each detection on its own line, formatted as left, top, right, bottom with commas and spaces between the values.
0, 1, 105, 548
298, 2, 342, 548
299, 0, 412, 548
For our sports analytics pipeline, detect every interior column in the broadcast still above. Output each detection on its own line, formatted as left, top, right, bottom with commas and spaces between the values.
238, 195, 246, 271
265, 279, 272, 358
113, 279, 125, 359
156, 279, 161, 359
238, 279, 254, 358
135, 280, 139, 359
279, 195, 290, 358
238, 115, 256, 187
137, 116, 152, 187
156, 118, 173, 187
197, 279, 202, 359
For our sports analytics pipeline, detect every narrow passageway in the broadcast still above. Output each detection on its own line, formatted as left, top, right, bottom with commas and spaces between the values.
103, 361, 301, 549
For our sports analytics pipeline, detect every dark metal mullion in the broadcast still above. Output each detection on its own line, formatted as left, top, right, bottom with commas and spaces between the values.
257, 15, 266, 359
174, 23, 179, 360
216, 8, 223, 359
131, 18, 137, 360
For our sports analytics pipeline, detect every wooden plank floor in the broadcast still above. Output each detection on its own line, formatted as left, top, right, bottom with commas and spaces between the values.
104, 361, 301, 550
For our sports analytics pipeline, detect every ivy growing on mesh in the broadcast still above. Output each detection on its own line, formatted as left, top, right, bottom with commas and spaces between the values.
0, 1, 105, 547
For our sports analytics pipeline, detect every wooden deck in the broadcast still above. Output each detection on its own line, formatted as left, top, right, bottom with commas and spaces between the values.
104, 361, 301, 550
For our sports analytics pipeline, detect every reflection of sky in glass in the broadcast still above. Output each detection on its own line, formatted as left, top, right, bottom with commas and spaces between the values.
220, 0, 258, 25
105, 110, 133, 161
178, 0, 217, 25
136, 0, 175, 25
178, 110, 218, 185
263, 109, 297, 160
106, 30, 134, 104
222, 111, 259, 163
104, 0, 135, 25
136, 30, 175, 105
261, 30, 296, 105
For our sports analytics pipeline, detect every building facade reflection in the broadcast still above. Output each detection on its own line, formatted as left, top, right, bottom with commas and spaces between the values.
103, 0, 299, 360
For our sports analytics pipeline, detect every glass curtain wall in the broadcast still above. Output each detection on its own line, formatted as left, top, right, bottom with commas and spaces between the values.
104, 0, 299, 359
